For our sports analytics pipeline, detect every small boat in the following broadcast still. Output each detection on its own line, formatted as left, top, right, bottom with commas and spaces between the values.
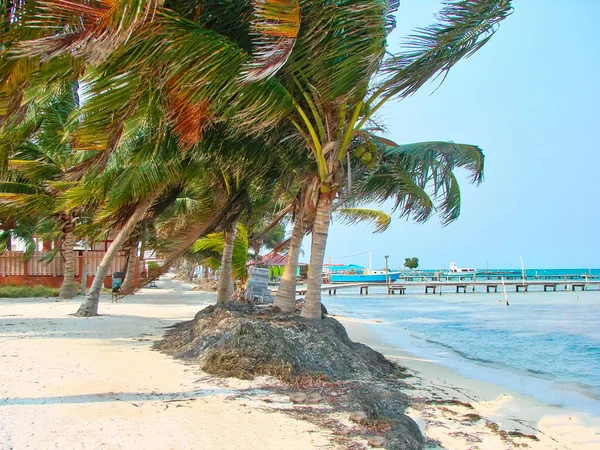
448, 262, 477, 274
329, 268, 401, 283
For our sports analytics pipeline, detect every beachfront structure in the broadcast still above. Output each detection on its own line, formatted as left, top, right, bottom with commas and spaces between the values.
254, 253, 308, 281
0, 234, 145, 289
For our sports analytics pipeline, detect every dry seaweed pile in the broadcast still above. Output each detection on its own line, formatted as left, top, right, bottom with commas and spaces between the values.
155, 303, 424, 449
156, 302, 399, 380
190, 278, 219, 292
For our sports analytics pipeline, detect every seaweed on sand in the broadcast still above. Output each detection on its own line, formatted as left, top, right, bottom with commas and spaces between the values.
155, 302, 424, 449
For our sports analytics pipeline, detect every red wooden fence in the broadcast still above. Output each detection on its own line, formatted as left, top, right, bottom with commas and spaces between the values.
0, 251, 143, 288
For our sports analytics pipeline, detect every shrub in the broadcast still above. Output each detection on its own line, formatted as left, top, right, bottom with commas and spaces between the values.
147, 261, 160, 272
0, 285, 60, 298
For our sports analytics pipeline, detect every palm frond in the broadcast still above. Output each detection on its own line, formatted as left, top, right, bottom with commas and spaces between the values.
191, 223, 249, 280
123, 189, 250, 294
14, 0, 160, 65
335, 207, 391, 233
378, 0, 513, 100
240, 0, 301, 82
354, 141, 484, 226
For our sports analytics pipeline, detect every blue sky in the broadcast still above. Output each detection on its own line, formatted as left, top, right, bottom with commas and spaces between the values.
303, 1, 600, 271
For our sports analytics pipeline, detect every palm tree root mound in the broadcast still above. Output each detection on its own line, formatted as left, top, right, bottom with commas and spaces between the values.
155, 302, 424, 449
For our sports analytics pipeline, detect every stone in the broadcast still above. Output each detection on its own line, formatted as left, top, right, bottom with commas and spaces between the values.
367, 436, 385, 448
349, 411, 368, 423
289, 393, 308, 404
306, 393, 324, 404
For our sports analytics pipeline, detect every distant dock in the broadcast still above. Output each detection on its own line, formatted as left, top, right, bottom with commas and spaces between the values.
291, 279, 600, 296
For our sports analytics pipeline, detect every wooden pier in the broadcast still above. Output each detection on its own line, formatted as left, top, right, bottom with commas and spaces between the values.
291, 279, 600, 296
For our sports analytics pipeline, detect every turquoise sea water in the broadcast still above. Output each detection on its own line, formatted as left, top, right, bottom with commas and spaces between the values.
323, 286, 600, 416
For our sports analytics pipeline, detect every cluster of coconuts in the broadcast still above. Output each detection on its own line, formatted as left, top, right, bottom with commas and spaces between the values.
352, 141, 378, 170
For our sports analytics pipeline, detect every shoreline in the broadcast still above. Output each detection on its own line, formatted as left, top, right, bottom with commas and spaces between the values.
334, 314, 600, 449
2, 277, 599, 449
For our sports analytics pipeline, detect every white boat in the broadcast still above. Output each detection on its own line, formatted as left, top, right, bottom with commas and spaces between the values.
448, 262, 477, 274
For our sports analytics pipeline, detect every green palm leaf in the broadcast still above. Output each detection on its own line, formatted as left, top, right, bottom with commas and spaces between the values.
335, 207, 391, 233
191, 223, 249, 280
354, 141, 484, 226
379, 0, 513, 100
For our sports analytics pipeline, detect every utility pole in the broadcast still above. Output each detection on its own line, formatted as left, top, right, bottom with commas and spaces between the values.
384, 255, 389, 287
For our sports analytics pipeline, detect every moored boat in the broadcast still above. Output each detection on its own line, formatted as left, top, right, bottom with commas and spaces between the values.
329, 268, 401, 283
447, 262, 477, 274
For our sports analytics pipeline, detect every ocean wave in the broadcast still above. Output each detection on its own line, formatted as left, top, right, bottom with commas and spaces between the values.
424, 337, 496, 365
399, 317, 447, 324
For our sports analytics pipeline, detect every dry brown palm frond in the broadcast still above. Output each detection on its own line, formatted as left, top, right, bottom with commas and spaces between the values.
166, 82, 214, 150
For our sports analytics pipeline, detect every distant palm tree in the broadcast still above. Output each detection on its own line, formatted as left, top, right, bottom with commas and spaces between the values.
0, 81, 87, 298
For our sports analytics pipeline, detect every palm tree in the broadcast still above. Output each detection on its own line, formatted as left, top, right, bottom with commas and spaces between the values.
190, 223, 249, 287
69, 129, 196, 316
272, 139, 485, 314
3, 1, 514, 318
0, 81, 87, 298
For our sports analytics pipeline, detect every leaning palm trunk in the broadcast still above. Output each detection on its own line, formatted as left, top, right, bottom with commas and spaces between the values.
59, 217, 78, 299
216, 217, 240, 304
274, 211, 304, 312
301, 195, 332, 319
74, 195, 156, 317
120, 239, 138, 293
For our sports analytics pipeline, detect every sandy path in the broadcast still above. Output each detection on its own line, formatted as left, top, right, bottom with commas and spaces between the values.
0, 277, 336, 450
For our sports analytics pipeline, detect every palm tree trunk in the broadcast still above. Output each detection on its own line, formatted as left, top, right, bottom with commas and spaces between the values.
301, 194, 332, 319
74, 195, 156, 317
274, 211, 304, 312
120, 239, 138, 293
216, 218, 239, 304
59, 216, 77, 299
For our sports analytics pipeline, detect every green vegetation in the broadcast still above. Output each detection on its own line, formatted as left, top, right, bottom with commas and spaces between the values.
404, 258, 419, 270
146, 261, 160, 273
0, 1, 513, 318
0, 285, 60, 298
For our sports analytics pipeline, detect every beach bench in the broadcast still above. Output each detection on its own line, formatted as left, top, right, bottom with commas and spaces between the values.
111, 271, 126, 303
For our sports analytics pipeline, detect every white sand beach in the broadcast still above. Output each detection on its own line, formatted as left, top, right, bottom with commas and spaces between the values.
1, 276, 599, 449
0, 278, 339, 450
